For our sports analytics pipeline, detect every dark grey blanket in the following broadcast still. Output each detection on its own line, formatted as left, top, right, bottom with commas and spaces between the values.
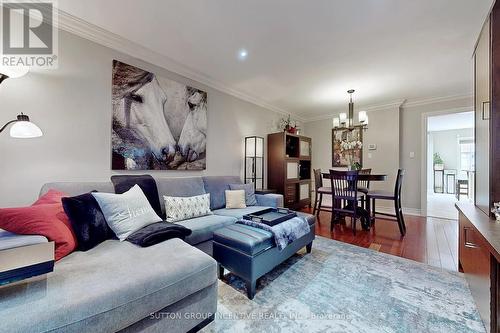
126, 222, 191, 247
237, 216, 310, 250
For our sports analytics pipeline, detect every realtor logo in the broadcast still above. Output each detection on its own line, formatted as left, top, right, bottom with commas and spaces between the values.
1, 0, 58, 68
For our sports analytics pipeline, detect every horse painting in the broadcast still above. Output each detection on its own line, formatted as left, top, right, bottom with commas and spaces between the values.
112, 60, 207, 170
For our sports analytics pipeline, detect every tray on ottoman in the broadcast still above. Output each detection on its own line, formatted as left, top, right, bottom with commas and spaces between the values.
242, 208, 297, 226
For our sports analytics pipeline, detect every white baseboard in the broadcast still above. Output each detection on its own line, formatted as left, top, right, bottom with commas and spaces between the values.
376, 205, 422, 217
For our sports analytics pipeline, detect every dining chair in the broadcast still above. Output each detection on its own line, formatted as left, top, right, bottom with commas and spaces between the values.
358, 168, 372, 208
366, 169, 406, 236
313, 169, 332, 217
329, 169, 360, 235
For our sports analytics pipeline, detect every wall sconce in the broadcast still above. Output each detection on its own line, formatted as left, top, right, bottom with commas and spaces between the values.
0, 113, 43, 138
0, 66, 30, 84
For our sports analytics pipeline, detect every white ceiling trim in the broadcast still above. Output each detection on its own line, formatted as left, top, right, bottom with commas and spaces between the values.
52, 8, 306, 121
402, 93, 473, 108
301, 93, 473, 123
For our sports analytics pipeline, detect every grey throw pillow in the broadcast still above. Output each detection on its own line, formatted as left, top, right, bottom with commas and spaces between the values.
92, 185, 162, 241
229, 183, 258, 206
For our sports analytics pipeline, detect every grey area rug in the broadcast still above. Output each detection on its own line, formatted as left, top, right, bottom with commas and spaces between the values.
201, 236, 484, 333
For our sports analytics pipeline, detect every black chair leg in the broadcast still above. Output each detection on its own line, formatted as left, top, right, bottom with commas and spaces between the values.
372, 198, 376, 226
352, 204, 357, 235
398, 198, 406, 234
394, 199, 405, 236
317, 193, 323, 218
312, 193, 318, 215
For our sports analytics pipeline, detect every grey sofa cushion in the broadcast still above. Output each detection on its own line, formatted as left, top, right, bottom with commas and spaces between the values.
0, 239, 217, 333
176, 214, 237, 245
155, 177, 206, 215
202, 176, 242, 210
228, 183, 258, 206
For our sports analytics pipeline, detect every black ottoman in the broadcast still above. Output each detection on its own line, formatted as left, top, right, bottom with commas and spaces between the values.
213, 219, 315, 299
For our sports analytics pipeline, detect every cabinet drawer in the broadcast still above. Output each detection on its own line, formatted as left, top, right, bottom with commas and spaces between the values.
285, 184, 296, 195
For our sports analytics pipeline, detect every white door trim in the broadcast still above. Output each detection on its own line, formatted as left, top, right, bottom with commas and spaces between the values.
420, 106, 473, 217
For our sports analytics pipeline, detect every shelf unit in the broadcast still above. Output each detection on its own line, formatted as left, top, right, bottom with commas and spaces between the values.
267, 132, 312, 209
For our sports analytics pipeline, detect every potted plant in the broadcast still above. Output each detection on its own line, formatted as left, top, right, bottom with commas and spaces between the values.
279, 115, 298, 134
433, 153, 444, 170
492, 203, 500, 222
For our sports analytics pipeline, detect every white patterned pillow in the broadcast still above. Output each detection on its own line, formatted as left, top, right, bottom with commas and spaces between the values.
163, 194, 212, 223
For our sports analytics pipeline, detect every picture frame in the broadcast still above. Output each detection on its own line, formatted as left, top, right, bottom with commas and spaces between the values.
332, 127, 363, 167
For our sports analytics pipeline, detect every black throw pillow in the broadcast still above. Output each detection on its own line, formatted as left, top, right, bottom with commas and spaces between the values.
111, 175, 163, 219
126, 222, 192, 247
62, 192, 116, 251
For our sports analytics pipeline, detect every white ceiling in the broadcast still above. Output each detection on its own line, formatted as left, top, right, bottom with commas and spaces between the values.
428, 111, 474, 131
58, 0, 492, 119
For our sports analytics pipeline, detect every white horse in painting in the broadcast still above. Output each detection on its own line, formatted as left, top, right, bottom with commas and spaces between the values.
156, 77, 207, 164
178, 90, 207, 162
113, 75, 177, 169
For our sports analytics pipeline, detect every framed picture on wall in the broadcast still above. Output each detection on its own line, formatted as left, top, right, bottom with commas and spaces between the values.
111, 60, 207, 170
332, 127, 363, 167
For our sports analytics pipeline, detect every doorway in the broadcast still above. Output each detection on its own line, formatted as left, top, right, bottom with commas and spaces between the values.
426, 111, 474, 220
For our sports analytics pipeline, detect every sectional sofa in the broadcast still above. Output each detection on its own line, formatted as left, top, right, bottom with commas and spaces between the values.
1, 176, 316, 333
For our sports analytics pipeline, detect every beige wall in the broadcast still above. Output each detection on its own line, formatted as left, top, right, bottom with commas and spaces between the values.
400, 96, 473, 212
0, 30, 289, 207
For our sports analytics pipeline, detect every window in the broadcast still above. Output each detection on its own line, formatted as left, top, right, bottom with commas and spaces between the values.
459, 138, 474, 171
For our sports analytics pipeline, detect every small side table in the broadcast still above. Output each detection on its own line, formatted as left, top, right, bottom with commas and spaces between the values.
0, 231, 54, 287
255, 189, 277, 194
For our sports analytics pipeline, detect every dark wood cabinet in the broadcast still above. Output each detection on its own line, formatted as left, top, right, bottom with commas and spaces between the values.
457, 202, 500, 333
267, 132, 312, 209
459, 212, 491, 330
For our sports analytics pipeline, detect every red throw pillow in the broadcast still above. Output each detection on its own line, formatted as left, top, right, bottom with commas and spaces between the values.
0, 203, 77, 260
32, 189, 68, 206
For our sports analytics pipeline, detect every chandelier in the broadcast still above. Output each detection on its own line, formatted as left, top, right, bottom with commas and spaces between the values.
332, 90, 368, 130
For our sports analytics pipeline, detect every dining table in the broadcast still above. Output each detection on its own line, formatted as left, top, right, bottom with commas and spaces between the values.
321, 171, 388, 230
321, 172, 387, 182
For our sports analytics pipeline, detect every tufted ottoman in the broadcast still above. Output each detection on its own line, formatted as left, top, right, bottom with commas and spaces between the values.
212, 217, 315, 299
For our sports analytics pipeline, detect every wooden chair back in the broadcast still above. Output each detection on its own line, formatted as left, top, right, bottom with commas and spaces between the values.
358, 168, 372, 189
329, 170, 359, 201
394, 169, 405, 200
313, 169, 323, 191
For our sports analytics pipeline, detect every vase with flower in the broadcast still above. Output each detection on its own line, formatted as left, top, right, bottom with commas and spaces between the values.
340, 140, 363, 170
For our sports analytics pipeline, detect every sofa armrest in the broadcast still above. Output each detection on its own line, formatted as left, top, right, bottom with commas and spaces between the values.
255, 194, 284, 208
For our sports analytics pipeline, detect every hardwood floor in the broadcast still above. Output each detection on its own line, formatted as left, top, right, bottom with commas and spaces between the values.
302, 208, 459, 272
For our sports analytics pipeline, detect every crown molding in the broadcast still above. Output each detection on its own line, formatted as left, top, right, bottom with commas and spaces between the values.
51, 9, 305, 121
301, 99, 406, 123
402, 94, 473, 108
